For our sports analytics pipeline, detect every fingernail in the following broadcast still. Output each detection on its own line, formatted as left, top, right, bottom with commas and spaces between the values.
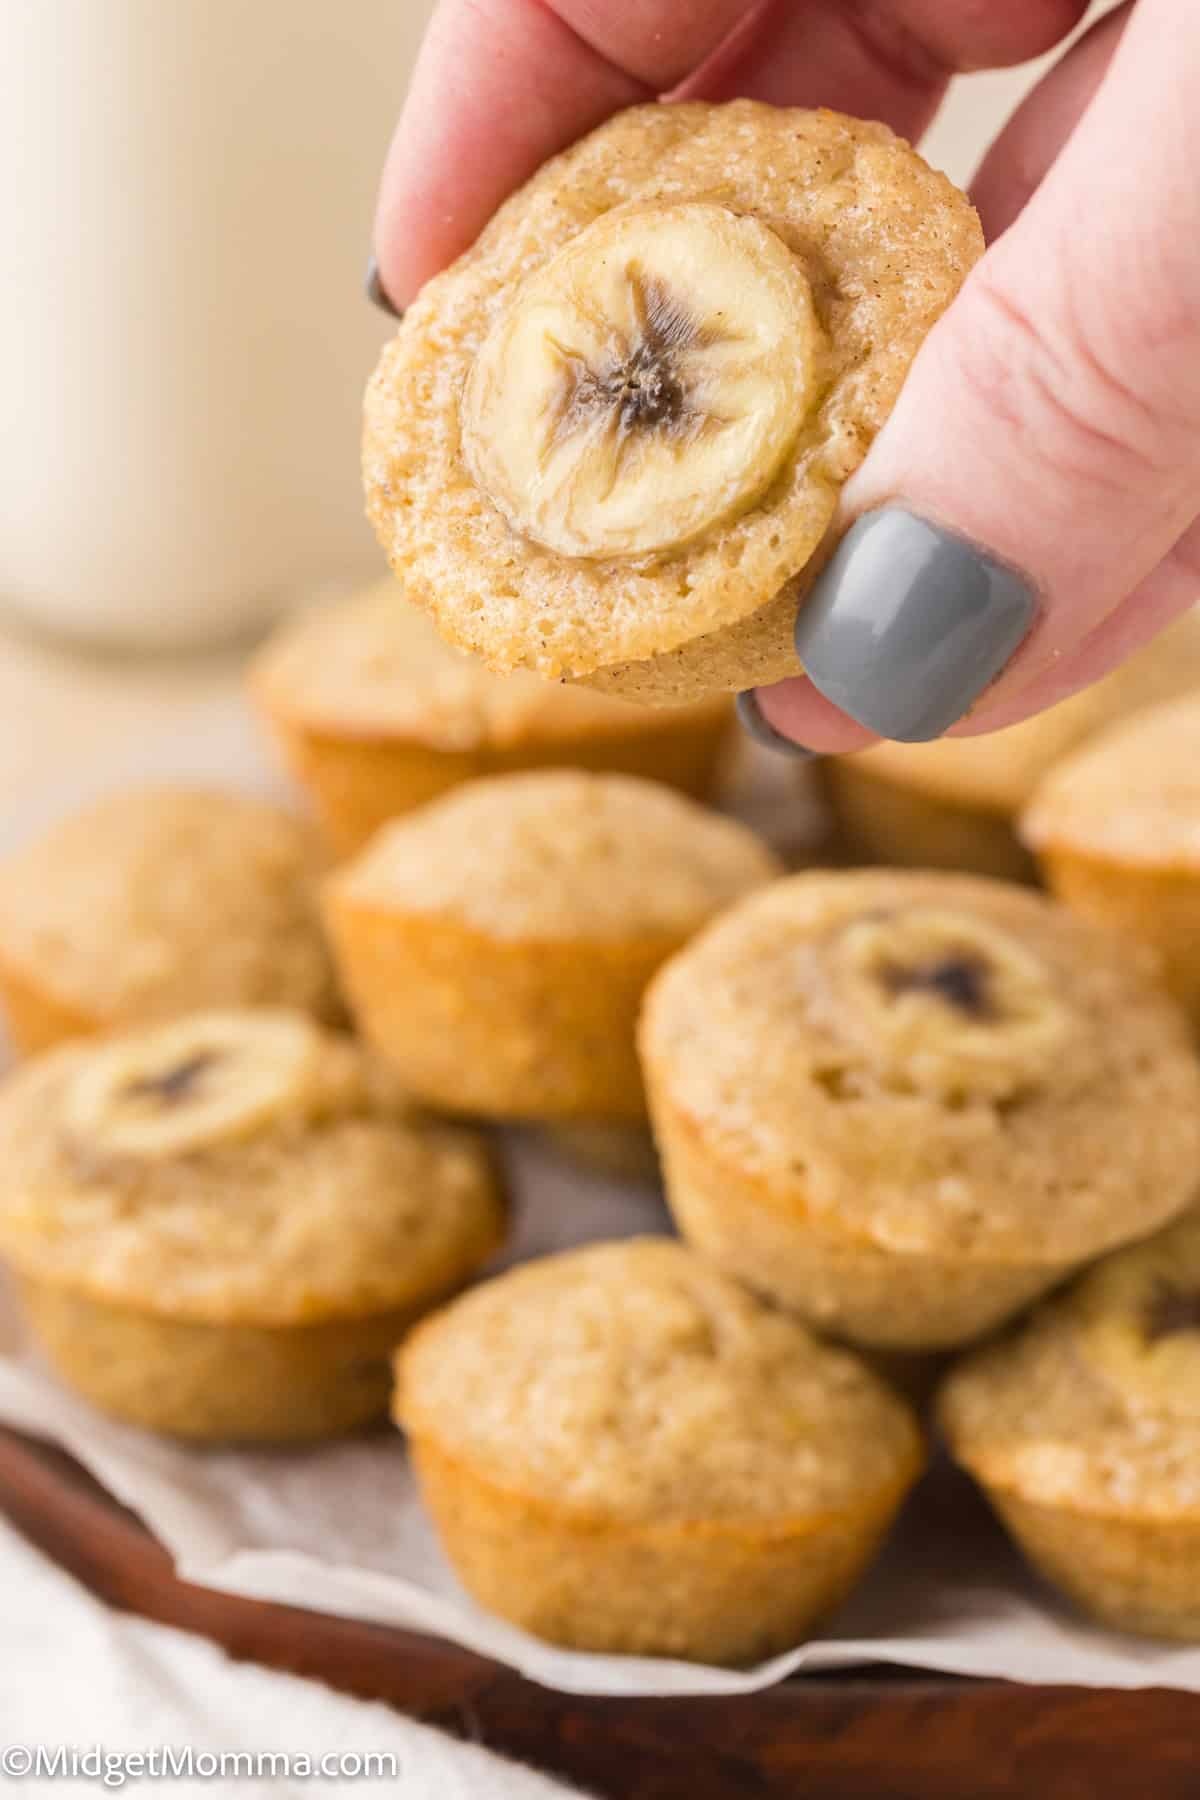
365, 254, 403, 320
736, 691, 819, 760
792, 507, 1036, 742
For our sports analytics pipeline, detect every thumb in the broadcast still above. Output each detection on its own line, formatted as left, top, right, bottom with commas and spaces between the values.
787, 0, 1200, 746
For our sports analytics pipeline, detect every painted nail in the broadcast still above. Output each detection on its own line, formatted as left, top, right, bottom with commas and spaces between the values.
365, 254, 403, 320
792, 507, 1036, 742
736, 691, 819, 760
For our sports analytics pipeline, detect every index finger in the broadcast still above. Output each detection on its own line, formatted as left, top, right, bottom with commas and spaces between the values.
374, 0, 758, 307
375, 0, 1087, 309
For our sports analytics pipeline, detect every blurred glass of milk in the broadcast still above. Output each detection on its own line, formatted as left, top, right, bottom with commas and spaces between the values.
0, 0, 435, 650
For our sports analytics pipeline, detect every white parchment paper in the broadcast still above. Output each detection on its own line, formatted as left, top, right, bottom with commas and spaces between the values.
3, 692, 1200, 1697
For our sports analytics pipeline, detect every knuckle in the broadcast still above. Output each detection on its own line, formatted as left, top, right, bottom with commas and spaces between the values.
957, 255, 1190, 496
843, 1, 949, 91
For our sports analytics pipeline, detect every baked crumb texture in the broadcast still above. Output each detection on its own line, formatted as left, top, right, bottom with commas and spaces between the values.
1024, 692, 1200, 1022
0, 1015, 504, 1440
941, 1207, 1200, 1639
397, 1238, 923, 1661
250, 583, 733, 851
641, 869, 1200, 1349
364, 102, 982, 703
324, 770, 779, 1120
0, 786, 338, 1052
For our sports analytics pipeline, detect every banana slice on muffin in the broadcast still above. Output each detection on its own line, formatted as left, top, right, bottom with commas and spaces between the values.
396, 1238, 923, 1663
461, 204, 821, 562
62, 1010, 333, 1158
829, 906, 1071, 1102
0, 1011, 504, 1441
941, 1209, 1200, 1639
641, 870, 1200, 1349
1072, 1223, 1200, 1425
364, 102, 982, 704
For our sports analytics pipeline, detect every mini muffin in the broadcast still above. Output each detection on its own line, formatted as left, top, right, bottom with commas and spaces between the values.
324, 770, 779, 1121
941, 1207, 1200, 1640
641, 870, 1200, 1350
365, 102, 982, 705
0, 786, 338, 1054
396, 1238, 923, 1662
1023, 694, 1200, 1023
0, 1009, 504, 1441
250, 581, 734, 853
823, 610, 1200, 882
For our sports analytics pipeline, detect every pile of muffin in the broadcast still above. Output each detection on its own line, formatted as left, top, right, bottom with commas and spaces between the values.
3, 581, 1200, 1667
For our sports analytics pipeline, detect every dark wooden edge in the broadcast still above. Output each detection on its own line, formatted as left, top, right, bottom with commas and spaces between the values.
0, 1427, 490, 1707
1, 1424, 1197, 1800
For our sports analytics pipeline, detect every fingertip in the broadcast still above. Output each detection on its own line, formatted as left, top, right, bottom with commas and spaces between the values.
947, 554, 1200, 738
364, 254, 403, 320
752, 677, 879, 755
372, 0, 646, 307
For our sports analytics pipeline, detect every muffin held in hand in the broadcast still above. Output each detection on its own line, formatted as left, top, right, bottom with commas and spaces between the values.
252, 582, 733, 854
0, 1010, 504, 1441
365, 101, 981, 705
324, 770, 779, 1121
0, 786, 338, 1054
641, 871, 1200, 1350
396, 1238, 923, 1663
824, 610, 1200, 882
941, 1208, 1200, 1640
1023, 694, 1200, 1024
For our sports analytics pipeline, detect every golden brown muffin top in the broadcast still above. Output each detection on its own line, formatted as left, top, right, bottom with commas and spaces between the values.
327, 770, 779, 941
397, 1238, 922, 1523
851, 610, 1200, 814
940, 1207, 1200, 1517
0, 786, 337, 1026
365, 102, 981, 685
1023, 693, 1200, 868
0, 1011, 503, 1325
251, 581, 729, 748
640, 870, 1200, 1262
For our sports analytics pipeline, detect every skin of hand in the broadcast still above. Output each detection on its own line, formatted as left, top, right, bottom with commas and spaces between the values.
372, 0, 1200, 751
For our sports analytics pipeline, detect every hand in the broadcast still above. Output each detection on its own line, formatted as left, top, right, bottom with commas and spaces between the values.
372, 2, 1200, 750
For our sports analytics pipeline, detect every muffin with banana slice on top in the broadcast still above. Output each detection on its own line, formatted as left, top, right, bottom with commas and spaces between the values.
640, 870, 1200, 1350
250, 579, 734, 855
364, 102, 982, 704
941, 1207, 1200, 1640
0, 1009, 504, 1441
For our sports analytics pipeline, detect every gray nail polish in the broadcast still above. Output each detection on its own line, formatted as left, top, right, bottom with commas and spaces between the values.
365, 255, 403, 320
736, 691, 819, 760
792, 507, 1036, 742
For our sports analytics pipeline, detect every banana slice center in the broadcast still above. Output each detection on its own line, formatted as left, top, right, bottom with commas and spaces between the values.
461, 203, 821, 560
63, 1010, 323, 1160
1076, 1244, 1200, 1421
831, 907, 1071, 1102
